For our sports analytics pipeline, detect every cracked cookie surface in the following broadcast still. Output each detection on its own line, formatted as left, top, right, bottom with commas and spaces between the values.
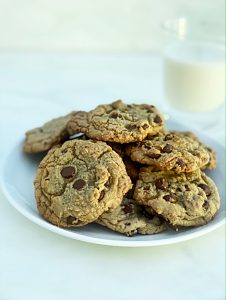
34, 139, 132, 227
67, 100, 164, 143
134, 167, 220, 227
172, 131, 217, 170
97, 194, 166, 236
24, 112, 75, 153
126, 131, 210, 173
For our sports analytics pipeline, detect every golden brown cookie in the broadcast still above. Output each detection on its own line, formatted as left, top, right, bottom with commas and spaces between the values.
126, 131, 210, 173
34, 139, 132, 227
67, 100, 164, 143
134, 167, 220, 227
24, 112, 76, 153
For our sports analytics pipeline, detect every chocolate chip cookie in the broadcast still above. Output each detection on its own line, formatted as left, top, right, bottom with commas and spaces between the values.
134, 167, 220, 227
126, 131, 210, 173
24, 112, 76, 153
67, 100, 164, 143
97, 194, 166, 236
34, 139, 132, 227
172, 131, 217, 170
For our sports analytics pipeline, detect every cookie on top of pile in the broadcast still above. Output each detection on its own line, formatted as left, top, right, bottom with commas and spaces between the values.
23, 100, 220, 236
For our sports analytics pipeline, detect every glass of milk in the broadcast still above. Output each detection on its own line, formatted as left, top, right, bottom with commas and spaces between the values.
162, 18, 225, 128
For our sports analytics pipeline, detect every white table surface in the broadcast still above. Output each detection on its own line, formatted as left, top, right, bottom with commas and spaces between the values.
0, 52, 225, 300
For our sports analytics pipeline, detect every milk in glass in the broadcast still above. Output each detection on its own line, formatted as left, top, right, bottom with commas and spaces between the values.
164, 42, 225, 112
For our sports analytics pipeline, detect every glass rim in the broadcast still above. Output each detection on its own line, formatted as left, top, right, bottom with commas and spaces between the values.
161, 17, 225, 44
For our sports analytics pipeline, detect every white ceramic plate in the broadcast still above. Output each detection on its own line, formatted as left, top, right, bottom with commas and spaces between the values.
0, 102, 225, 247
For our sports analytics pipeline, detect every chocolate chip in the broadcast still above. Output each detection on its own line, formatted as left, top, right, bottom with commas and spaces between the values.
164, 134, 173, 141
153, 115, 162, 124
203, 200, 209, 209
98, 190, 105, 201
111, 112, 118, 119
155, 178, 168, 190
163, 194, 171, 201
143, 186, 150, 191
67, 216, 77, 225
111, 112, 123, 119
122, 204, 133, 214
162, 144, 173, 153
126, 124, 137, 130
148, 153, 161, 159
185, 184, 190, 191
176, 159, 185, 168
147, 108, 154, 113
198, 184, 211, 196
144, 143, 152, 149
104, 178, 111, 188
125, 222, 131, 226
73, 179, 86, 190
61, 166, 76, 179
142, 124, 149, 130
163, 194, 176, 202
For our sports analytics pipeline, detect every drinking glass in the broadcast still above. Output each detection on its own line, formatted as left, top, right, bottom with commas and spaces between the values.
161, 17, 225, 128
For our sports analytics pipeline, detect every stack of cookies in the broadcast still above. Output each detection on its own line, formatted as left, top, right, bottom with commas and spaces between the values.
23, 100, 220, 236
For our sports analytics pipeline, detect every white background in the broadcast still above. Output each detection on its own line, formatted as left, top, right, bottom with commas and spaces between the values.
0, 0, 224, 52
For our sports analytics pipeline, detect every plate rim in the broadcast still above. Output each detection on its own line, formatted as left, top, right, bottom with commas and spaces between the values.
0, 173, 225, 247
